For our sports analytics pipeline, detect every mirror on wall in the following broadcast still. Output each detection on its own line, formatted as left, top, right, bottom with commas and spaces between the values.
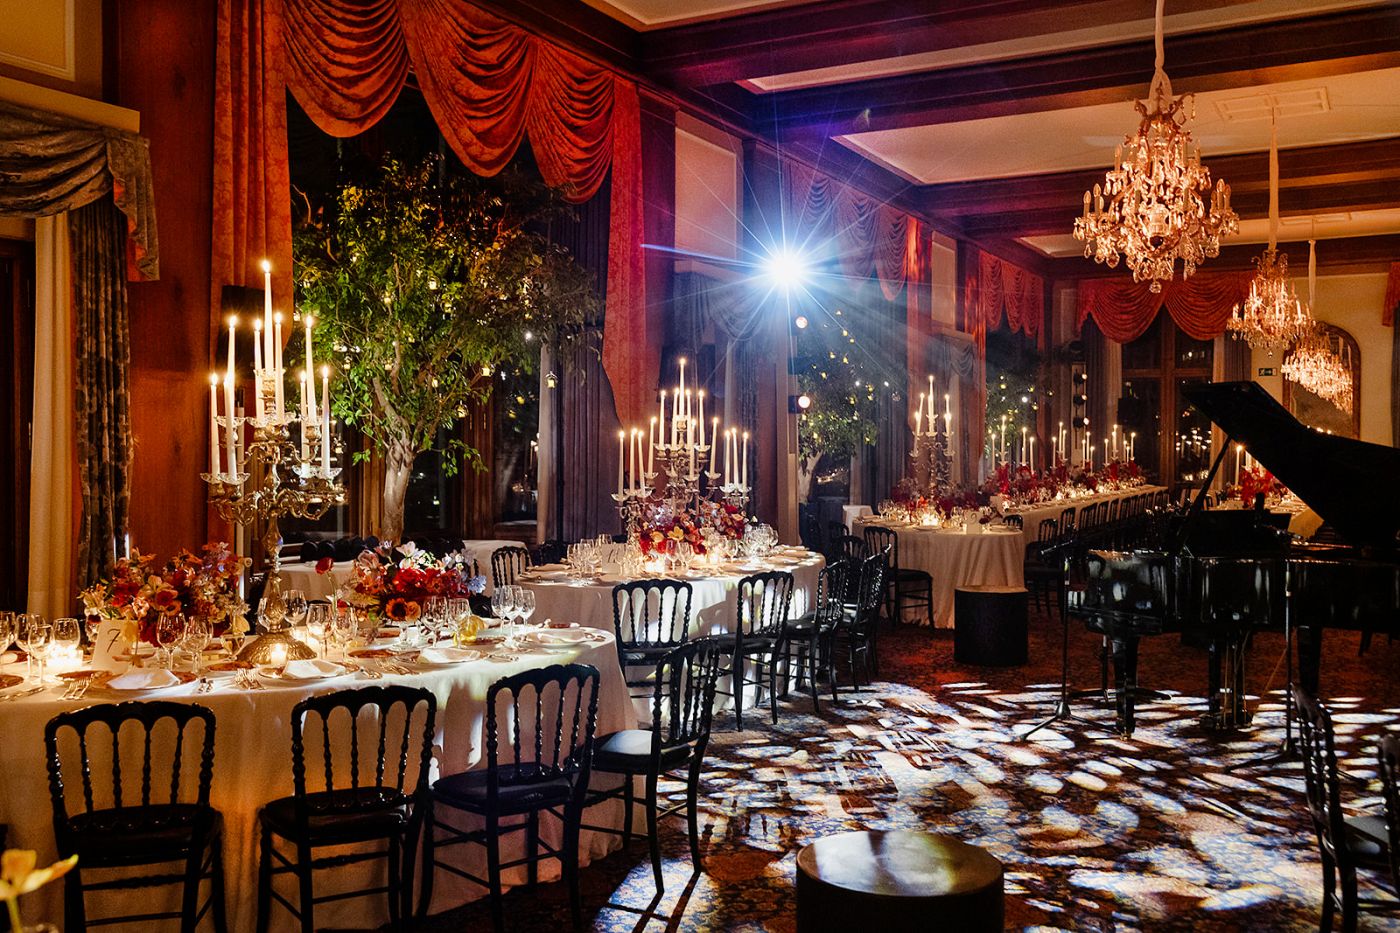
1283, 323, 1360, 439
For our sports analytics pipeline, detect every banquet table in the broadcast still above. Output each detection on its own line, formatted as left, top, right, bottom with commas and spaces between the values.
517, 547, 826, 639
1001, 484, 1166, 538
0, 630, 632, 932
279, 538, 525, 599
852, 519, 1024, 628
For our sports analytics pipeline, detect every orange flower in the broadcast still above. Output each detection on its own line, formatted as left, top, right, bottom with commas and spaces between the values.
385, 598, 422, 622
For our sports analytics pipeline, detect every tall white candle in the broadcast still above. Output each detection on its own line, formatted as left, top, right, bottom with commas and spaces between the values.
697, 390, 706, 448
227, 315, 237, 378
272, 312, 285, 419
648, 416, 657, 474
725, 429, 733, 483
223, 372, 237, 479
915, 393, 924, 436
261, 260, 274, 365
299, 371, 310, 460
320, 367, 331, 474
1029, 436, 1036, 471
303, 314, 317, 415
741, 431, 749, 489
617, 430, 625, 497
678, 357, 686, 410
208, 373, 220, 478
689, 421, 697, 477
709, 417, 718, 475
659, 390, 668, 449
944, 393, 951, 445
251, 320, 264, 420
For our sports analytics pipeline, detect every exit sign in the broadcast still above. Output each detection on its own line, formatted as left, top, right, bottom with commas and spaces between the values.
1258, 367, 1275, 376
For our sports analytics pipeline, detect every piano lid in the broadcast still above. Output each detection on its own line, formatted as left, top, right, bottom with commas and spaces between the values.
1182, 381, 1400, 550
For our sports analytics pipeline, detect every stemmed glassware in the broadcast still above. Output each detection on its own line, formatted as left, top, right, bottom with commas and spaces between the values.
0, 612, 16, 659
284, 589, 309, 628
156, 614, 184, 670
515, 588, 537, 628
21, 617, 52, 684
304, 604, 330, 657
52, 617, 81, 670
490, 587, 516, 628
182, 617, 211, 673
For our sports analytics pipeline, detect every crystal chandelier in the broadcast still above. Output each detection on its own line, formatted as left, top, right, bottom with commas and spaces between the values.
1226, 110, 1311, 354
1073, 0, 1237, 292
1281, 239, 1353, 415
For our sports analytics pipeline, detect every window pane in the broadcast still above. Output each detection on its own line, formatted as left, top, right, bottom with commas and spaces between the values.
1174, 377, 1214, 485
1122, 314, 1162, 371
1118, 378, 1160, 481
1175, 331, 1214, 369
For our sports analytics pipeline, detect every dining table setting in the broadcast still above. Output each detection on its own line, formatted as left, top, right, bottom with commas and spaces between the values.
0, 607, 633, 932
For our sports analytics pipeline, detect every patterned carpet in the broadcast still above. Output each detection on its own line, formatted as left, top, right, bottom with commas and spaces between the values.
412, 614, 1400, 932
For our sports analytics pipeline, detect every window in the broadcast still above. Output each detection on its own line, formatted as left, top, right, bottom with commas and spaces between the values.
0, 238, 34, 609
1119, 316, 1214, 485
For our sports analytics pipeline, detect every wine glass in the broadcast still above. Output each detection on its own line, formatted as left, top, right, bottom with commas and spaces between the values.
0, 612, 16, 658
52, 617, 81, 671
490, 587, 514, 628
22, 618, 52, 684
515, 589, 537, 629
305, 604, 330, 657
284, 589, 309, 627
182, 617, 211, 673
156, 614, 184, 670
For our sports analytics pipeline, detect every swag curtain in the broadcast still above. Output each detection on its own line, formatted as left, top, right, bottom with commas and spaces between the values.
214, 0, 652, 424
970, 249, 1043, 339
1077, 273, 1251, 343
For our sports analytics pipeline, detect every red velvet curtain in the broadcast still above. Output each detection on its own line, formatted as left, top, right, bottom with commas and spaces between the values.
972, 249, 1042, 338
213, 0, 652, 424
1076, 272, 1252, 343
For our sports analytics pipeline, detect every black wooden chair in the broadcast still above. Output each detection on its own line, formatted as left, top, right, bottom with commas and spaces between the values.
828, 534, 869, 568
863, 526, 932, 628
45, 700, 228, 932
421, 664, 601, 933
712, 571, 794, 729
582, 639, 725, 890
778, 560, 853, 712
838, 550, 887, 687
533, 539, 568, 566
1002, 514, 1024, 530
1295, 685, 1398, 931
611, 579, 693, 702
256, 685, 436, 933
491, 546, 532, 590
1023, 518, 1062, 617
1381, 734, 1400, 900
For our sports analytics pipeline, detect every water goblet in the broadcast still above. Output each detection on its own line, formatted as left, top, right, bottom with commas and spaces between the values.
0, 611, 16, 658
52, 617, 82, 671
22, 618, 52, 684
516, 589, 537, 629
156, 614, 184, 670
182, 617, 211, 673
305, 604, 330, 657
284, 589, 309, 627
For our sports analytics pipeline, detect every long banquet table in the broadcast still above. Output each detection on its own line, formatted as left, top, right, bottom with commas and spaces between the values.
279, 537, 525, 599
852, 518, 1024, 628
1001, 484, 1166, 538
0, 630, 632, 931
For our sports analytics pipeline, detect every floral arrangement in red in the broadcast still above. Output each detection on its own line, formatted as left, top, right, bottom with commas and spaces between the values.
343, 544, 485, 622
1235, 466, 1283, 505
637, 500, 746, 557
80, 542, 250, 644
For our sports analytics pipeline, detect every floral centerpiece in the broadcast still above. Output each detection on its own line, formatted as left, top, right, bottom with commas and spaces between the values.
3, 849, 77, 933
341, 544, 486, 623
80, 542, 250, 645
1234, 465, 1284, 504
636, 500, 746, 557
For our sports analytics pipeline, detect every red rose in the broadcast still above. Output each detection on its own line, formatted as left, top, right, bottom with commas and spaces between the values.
315, 556, 334, 574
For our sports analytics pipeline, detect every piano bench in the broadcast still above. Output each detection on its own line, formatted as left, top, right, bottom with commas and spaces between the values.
954, 585, 1029, 666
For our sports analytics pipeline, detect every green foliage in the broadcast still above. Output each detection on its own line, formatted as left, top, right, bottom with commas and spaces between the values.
794, 305, 889, 463
292, 156, 598, 473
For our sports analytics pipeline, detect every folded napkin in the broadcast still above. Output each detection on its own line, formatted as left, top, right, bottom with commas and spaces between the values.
532, 629, 594, 645
534, 563, 568, 572
281, 658, 346, 680
419, 646, 482, 665
108, 668, 181, 691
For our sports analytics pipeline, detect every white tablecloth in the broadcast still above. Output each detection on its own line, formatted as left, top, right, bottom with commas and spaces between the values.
279, 539, 525, 600
0, 633, 631, 931
517, 549, 826, 639
855, 519, 1024, 628
1003, 485, 1165, 538
842, 505, 873, 534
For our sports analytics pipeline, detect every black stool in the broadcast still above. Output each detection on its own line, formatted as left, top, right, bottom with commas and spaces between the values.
796, 830, 1003, 932
953, 585, 1028, 666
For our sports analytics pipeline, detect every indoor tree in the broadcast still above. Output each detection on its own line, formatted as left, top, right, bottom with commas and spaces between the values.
293, 156, 597, 543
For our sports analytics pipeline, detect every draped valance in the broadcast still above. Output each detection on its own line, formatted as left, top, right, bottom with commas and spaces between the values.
214, 0, 650, 422
784, 160, 919, 301
0, 101, 159, 281
967, 249, 1042, 339
1077, 272, 1252, 343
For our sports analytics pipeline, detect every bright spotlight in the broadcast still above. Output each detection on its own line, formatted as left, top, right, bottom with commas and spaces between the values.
763, 247, 810, 291
794, 315, 809, 329
789, 393, 813, 413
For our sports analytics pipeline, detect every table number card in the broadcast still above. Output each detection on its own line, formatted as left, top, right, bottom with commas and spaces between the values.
91, 618, 134, 671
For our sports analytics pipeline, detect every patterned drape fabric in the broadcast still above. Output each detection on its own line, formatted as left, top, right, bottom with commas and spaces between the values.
970, 249, 1042, 339
0, 101, 159, 280
1076, 273, 1252, 343
70, 199, 134, 587
213, 0, 651, 423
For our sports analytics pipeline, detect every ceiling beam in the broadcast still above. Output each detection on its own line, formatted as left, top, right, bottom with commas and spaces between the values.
756, 6, 1400, 141
642, 0, 1261, 88
923, 137, 1400, 238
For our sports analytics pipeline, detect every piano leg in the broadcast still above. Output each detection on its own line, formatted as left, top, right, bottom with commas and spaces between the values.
1203, 633, 1254, 730
1109, 635, 1140, 736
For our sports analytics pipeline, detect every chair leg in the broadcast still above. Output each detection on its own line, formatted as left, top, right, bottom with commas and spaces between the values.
732, 652, 745, 731
645, 771, 663, 890
685, 756, 704, 869
622, 774, 635, 852
1339, 868, 1359, 933
563, 804, 583, 932
526, 809, 540, 889
1319, 856, 1336, 933
486, 817, 505, 933
387, 835, 402, 933
808, 638, 821, 713
210, 839, 229, 933
768, 650, 780, 724
180, 847, 203, 933
256, 830, 273, 933
63, 869, 86, 933
296, 842, 316, 933
417, 814, 436, 921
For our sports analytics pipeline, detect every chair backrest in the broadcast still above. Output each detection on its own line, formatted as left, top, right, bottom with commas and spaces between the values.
736, 570, 794, 637
46, 701, 217, 842
491, 545, 532, 589
1002, 514, 1024, 530
855, 549, 888, 617
612, 579, 693, 656
1295, 685, 1351, 870
533, 539, 567, 566
1380, 733, 1400, 889
832, 534, 870, 565
486, 663, 600, 798
1058, 507, 1077, 537
861, 527, 896, 567
814, 560, 853, 629
290, 685, 436, 821
650, 639, 725, 753
1035, 518, 1058, 546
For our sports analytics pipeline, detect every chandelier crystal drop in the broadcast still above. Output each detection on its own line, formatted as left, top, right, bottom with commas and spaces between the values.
1225, 248, 1312, 354
1072, 0, 1237, 292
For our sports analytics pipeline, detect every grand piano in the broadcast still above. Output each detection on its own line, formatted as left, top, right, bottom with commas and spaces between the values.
1068, 381, 1400, 737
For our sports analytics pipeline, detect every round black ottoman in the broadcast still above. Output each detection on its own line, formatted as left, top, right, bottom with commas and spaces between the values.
796, 830, 1004, 932
953, 585, 1028, 666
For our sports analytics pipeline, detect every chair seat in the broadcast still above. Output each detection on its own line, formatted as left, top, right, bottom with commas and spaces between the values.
69, 805, 221, 865
622, 646, 673, 666
710, 632, 781, 651
592, 729, 695, 773
890, 567, 932, 585
432, 764, 575, 815
260, 789, 410, 843
1345, 814, 1393, 865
